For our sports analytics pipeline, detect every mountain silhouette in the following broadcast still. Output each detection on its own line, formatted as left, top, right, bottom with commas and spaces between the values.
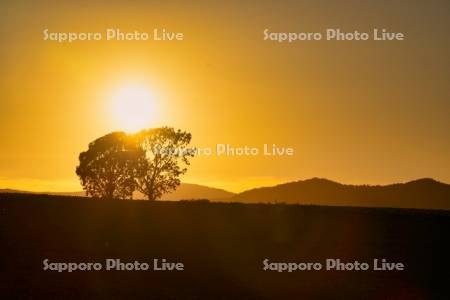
2, 178, 449, 210
230, 177, 450, 210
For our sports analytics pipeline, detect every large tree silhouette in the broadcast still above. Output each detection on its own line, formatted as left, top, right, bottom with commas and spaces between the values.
134, 127, 194, 200
76, 132, 141, 200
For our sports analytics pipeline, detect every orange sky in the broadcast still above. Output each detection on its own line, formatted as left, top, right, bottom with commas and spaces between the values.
0, 1, 449, 192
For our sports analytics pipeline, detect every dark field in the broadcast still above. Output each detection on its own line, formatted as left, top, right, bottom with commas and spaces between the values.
0, 193, 449, 299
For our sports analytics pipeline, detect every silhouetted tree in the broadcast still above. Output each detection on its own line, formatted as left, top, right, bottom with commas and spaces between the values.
133, 127, 194, 200
76, 132, 141, 200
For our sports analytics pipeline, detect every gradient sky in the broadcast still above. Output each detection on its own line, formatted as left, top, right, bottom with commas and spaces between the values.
0, 0, 449, 192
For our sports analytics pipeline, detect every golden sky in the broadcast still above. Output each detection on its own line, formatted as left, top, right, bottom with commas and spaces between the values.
0, 0, 449, 192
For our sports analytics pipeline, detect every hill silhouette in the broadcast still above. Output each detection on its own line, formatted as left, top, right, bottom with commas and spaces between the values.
231, 178, 450, 210
2, 178, 449, 210
141, 183, 235, 200
0, 183, 235, 201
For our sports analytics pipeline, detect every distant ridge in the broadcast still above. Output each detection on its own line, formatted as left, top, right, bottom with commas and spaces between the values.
230, 178, 450, 210
2, 178, 449, 210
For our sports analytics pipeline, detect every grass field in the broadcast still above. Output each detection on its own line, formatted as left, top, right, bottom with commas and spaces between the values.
1, 193, 449, 299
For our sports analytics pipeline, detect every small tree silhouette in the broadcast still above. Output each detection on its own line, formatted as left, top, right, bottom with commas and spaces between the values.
76, 132, 141, 200
134, 127, 195, 200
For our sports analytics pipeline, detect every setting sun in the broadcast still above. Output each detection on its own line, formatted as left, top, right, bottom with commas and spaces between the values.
110, 84, 156, 132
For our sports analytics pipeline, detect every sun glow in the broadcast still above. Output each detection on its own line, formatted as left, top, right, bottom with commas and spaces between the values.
110, 84, 157, 133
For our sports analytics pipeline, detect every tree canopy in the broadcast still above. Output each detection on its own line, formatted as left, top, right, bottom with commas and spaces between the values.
76, 127, 194, 200
134, 127, 194, 200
